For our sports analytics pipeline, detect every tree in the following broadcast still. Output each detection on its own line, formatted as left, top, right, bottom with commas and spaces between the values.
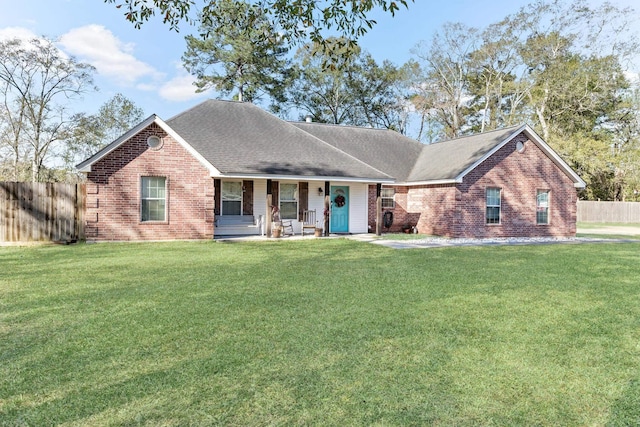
465, 20, 531, 133
0, 37, 95, 182
283, 43, 355, 124
182, 0, 292, 103
105, 0, 413, 54
411, 23, 480, 139
279, 40, 409, 131
347, 55, 411, 132
62, 93, 145, 168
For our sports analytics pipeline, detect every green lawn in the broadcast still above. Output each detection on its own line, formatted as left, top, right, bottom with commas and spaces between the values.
2, 239, 640, 426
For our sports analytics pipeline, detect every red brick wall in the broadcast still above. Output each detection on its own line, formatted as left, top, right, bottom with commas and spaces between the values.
368, 132, 578, 238
367, 184, 457, 235
454, 133, 577, 238
85, 123, 214, 241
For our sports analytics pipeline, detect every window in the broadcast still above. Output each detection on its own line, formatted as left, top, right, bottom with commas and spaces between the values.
381, 187, 395, 208
141, 176, 166, 221
537, 190, 550, 224
486, 187, 501, 224
222, 181, 242, 215
280, 183, 298, 219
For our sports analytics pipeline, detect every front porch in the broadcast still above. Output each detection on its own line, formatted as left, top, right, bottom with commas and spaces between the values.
213, 178, 381, 238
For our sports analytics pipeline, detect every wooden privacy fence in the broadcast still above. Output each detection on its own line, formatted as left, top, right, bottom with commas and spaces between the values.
0, 182, 85, 243
577, 201, 640, 223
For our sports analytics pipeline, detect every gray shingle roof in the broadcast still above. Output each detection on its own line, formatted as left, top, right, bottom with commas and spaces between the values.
291, 122, 424, 182
165, 100, 391, 180
407, 126, 523, 182
78, 99, 583, 187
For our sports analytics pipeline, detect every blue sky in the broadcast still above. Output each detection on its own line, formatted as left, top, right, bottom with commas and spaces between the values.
1, 0, 638, 121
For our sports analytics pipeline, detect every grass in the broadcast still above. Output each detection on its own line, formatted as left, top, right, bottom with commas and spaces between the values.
2, 239, 640, 426
577, 222, 640, 229
577, 222, 640, 240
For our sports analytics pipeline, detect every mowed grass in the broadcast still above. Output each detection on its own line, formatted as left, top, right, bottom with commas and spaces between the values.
1, 240, 640, 426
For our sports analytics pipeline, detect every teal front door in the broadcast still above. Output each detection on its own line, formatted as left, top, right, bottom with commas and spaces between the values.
330, 186, 349, 233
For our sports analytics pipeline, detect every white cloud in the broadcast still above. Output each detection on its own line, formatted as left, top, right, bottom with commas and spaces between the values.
59, 24, 162, 86
158, 67, 211, 102
0, 27, 37, 41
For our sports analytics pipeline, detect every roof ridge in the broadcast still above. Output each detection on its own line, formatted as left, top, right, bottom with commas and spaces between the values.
431, 124, 525, 145
291, 121, 392, 131
290, 123, 395, 180
404, 124, 527, 183
166, 99, 253, 122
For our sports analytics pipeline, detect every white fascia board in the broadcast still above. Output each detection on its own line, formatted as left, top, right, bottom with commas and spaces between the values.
454, 124, 587, 189
76, 115, 221, 176
214, 173, 395, 184
76, 114, 158, 172
453, 124, 528, 183
153, 117, 221, 176
520, 125, 587, 189
392, 179, 459, 187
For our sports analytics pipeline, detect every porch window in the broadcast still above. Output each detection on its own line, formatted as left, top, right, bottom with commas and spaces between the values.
486, 187, 501, 224
537, 190, 550, 224
381, 187, 395, 208
141, 176, 166, 222
222, 181, 242, 215
280, 183, 298, 219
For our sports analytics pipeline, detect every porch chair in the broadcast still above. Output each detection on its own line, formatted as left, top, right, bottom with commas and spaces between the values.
301, 209, 316, 236
281, 218, 295, 236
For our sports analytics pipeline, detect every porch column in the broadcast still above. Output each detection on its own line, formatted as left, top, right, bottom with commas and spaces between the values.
324, 181, 330, 236
376, 183, 382, 236
266, 179, 272, 237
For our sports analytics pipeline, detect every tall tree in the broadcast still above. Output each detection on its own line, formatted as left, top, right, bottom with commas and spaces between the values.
465, 20, 529, 133
182, 0, 292, 103
63, 93, 145, 168
0, 37, 95, 182
411, 23, 480, 139
280, 40, 409, 131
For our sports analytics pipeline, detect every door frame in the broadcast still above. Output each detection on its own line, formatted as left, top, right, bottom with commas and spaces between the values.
330, 185, 349, 233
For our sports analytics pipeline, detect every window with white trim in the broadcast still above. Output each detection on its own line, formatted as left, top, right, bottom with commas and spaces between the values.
381, 187, 395, 208
141, 176, 166, 221
280, 183, 298, 219
222, 181, 242, 215
537, 190, 550, 224
486, 187, 501, 224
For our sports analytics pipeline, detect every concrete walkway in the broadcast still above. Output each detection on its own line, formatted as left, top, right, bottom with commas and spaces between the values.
215, 232, 635, 249
348, 224, 640, 249
364, 235, 629, 249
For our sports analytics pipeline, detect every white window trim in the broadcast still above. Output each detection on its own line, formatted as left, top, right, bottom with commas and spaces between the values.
221, 180, 243, 216
381, 187, 395, 209
486, 187, 501, 225
536, 189, 550, 225
140, 176, 167, 222
279, 182, 299, 220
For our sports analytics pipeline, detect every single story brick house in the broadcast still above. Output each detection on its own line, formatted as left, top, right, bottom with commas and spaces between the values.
77, 99, 585, 241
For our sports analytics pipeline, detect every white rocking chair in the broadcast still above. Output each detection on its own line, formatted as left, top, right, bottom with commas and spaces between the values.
301, 210, 316, 236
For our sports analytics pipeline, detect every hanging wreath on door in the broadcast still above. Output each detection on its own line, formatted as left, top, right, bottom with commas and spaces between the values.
334, 195, 346, 207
